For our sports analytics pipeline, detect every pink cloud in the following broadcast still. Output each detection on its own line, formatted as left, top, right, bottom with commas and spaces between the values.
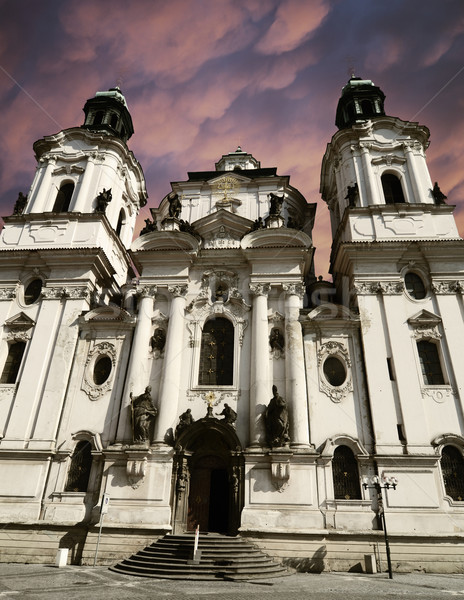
256, 0, 330, 54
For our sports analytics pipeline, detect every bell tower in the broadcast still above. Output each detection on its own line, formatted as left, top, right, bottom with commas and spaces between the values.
1, 87, 147, 286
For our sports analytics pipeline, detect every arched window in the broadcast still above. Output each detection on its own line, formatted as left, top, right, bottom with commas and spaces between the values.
116, 209, 125, 236
360, 99, 374, 117
110, 113, 118, 129
332, 445, 361, 500
381, 173, 405, 204
441, 446, 464, 501
0, 341, 26, 384
198, 317, 234, 385
93, 111, 104, 126
53, 182, 74, 212
65, 441, 93, 492
417, 340, 445, 385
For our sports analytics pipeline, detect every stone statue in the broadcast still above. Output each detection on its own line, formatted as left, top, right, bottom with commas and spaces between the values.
432, 182, 447, 204
130, 386, 157, 443
140, 218, 157, 236
265, 385, 290, 448
269, 192, 284, 216
95, 188, 112, 213
168, 192, 182, 218
252, 216, 265, 230
12, 192, 27, 215
150, 328, 166, 353
345, 183, 359, 207
217, 403, 237, 426
179, 219, 196, 235
175, 408, 194, 438
269, 327, 285, 352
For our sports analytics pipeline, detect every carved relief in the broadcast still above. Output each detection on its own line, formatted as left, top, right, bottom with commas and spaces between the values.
270, 456, 291, 492
42, 286, 90, 300
126, 457, 147, 489
432, 280, 464, 295
82, 341, 117, 400
0, 287, 17, 300
421, 386, 456, 404
353, 280, 404, 295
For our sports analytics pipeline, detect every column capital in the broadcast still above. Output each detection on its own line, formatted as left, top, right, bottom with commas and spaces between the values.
136, 284, 157, 299
282, 282, 305, 299
249, 282, 270, 297
168, 284, 188, 298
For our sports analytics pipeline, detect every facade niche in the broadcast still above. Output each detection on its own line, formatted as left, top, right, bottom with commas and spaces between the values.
65, 440, 93, 492
332, 445, 361, 500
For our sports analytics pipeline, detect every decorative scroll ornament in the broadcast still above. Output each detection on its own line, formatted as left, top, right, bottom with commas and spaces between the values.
353, 280, 404, 295
186, 389, 240, 405
282, 282, 305, 298
126, 456, 147, 489
270, 454, 292, 492
317, 341, 352, 403
82, 342, 117, 400
421, 386, 456, 404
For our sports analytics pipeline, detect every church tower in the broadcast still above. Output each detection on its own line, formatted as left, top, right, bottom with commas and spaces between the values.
321, 77, 464, 533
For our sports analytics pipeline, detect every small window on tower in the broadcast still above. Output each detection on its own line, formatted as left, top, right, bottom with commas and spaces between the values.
382, 173, 405, 204
93, 111, 104, 126
53, 182, 74, 212
110, 113, 118, 129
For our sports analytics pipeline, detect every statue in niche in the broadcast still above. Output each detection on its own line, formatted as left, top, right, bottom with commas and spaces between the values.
176, 408, 194, 438
431, 182, 447, 204
265, 385, 290, 448
130, 386, 157, 443
95, 188, 112, 213
217, 403, 237, 426
12, 192, 27, 215
345, 183, 359, 207
269, 192, 284, 216
150, 328, 166, 353
214, 284, 228, 302
269, 327, 285, 353
252, 216, 265, 230
168, 192, 182, 218
140, 218, 157, 236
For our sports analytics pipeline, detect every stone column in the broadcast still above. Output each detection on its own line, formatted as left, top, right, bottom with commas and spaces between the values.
154, 285, 188, 445
27, 157, 56, 213
403, 142, 421, 204
73, 153, 96, 212
283, 283, 310, 448
249, 283, 271, 446
359, 143, 380, 205
116, 285, 156, 442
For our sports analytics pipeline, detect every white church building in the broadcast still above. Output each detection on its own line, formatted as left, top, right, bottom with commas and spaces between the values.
0, 78, 463, 573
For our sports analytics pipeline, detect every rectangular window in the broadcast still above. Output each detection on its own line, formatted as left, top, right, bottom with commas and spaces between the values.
0, 341, 26, 384
417, 340, 445, 385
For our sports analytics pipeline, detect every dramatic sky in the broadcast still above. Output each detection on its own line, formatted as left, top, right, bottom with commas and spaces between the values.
1, 0, 463, 278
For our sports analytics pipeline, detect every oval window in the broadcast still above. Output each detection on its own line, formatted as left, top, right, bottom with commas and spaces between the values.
405, 272, 426, 300
323, 356, 346, 387
24, 279, 42, 305
93, 355, 112, 385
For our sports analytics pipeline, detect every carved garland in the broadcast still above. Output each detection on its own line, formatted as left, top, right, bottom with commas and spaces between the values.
353, 280, 405, 295
317, 341, 352, 403
82, 341, 117, 400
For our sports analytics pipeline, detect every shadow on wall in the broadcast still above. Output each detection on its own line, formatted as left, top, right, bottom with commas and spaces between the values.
59, 525, 88, 565
283, 545, 327, 573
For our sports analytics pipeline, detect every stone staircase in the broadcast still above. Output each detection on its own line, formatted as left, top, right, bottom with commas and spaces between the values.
110, 533, 291, 580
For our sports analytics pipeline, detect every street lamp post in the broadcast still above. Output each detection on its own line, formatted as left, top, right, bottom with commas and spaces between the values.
362, 475, 398, 579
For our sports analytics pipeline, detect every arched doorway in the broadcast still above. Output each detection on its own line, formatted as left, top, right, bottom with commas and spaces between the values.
172, 418, 243, 535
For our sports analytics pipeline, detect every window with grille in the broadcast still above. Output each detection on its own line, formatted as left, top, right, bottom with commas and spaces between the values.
441, 445, 464, 501
381, 173, 405, 204
332, 445, 361, 500
417, 340, 445, 385
24, 279, 42, 305
198, 317, 234, 385
65, 441, 93, 493
405, 272, 426, 300
0, 341, 26, 384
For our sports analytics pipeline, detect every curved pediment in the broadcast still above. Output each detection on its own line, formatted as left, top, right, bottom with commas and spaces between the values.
131, 230, 200, 253
241, 227, 312, 249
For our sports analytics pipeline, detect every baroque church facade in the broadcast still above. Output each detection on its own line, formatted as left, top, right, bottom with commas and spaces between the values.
0, 79, 463, 572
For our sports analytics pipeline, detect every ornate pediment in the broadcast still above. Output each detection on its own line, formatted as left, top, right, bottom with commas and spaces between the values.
193, 209, 253, 249
3, 312, 35, 341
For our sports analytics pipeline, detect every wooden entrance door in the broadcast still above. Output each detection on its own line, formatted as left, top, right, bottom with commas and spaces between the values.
187, 455, 229, 533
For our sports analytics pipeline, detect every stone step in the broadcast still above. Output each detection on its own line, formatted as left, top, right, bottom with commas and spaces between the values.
110, 533, 291, 580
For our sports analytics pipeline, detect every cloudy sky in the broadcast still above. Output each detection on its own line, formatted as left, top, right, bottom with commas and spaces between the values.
1, 0, 463, 277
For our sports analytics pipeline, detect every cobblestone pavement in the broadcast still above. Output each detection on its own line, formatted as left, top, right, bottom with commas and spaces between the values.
1, 565, 464, 600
